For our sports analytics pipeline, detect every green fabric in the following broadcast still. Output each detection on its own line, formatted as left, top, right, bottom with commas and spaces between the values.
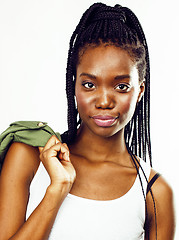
0, 121, 61, 173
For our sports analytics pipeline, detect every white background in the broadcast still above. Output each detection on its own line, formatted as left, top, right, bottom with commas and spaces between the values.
0, 0, 178, 238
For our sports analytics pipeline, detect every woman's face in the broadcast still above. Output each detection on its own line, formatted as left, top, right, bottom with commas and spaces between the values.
75, 45, 145, 138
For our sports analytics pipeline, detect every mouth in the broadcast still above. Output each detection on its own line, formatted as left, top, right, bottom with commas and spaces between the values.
91, 115, 118, 127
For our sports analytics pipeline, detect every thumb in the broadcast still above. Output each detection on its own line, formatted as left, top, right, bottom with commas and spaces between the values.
38, 146, 44, 153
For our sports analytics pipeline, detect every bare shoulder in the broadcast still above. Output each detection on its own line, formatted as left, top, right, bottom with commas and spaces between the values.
146, 169, 175, 239
148, 169, 173, 201
0, 143, 41, 239
1, 142, 40, 185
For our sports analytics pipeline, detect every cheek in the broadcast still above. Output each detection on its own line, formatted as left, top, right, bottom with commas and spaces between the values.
119, 91, 138, 116
75, 90, 92, 115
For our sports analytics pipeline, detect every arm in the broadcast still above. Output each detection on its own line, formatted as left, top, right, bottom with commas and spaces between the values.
0, 136, 76, 240
145, 169, 175, 240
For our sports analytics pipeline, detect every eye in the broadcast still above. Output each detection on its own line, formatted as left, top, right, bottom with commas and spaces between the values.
115, 84, 130, 92
82, 82, 95, 89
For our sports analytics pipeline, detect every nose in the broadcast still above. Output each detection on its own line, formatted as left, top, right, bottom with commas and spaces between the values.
95, 88, 115, 109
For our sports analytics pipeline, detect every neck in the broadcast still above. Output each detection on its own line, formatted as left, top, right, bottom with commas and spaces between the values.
69, 124, 129, 164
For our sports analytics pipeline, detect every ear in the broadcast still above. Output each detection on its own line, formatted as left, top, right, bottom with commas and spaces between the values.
137, 81, 145, 103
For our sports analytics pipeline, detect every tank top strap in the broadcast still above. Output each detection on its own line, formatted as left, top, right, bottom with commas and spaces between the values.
146, 173, 161, 194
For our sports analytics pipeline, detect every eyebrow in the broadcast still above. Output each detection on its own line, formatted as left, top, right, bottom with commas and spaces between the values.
79, 72, 131, 80
114, 74, 131, 80
79, 73, 96, 79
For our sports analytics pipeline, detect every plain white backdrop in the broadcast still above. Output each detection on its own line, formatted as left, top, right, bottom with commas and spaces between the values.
0, 0, 178, 238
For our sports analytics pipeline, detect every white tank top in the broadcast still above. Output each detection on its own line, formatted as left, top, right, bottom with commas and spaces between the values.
26, 159, 151, 240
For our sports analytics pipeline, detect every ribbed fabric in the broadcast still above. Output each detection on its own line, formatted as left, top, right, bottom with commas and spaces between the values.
26, 159, 151, 240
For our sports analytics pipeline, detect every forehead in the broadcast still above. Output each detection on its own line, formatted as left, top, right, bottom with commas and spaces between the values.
77, 45, 136, 76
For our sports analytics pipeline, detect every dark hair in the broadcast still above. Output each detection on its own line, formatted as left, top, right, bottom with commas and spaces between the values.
62, 2, 151, 165
61, 3, 157, 238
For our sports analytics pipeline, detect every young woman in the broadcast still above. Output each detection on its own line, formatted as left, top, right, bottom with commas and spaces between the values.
0, 3, 175, 240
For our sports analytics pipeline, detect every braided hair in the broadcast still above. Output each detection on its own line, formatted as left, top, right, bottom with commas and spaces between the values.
61, 3, 157, 238
62, 2, 151, 165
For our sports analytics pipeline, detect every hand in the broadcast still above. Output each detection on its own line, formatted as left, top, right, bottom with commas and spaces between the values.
39, 135, 76, 190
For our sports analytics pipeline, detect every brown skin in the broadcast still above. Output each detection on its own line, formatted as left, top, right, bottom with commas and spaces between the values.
0, 139, 76, 240
70, 45, 145, 200
0, 45, 175, 239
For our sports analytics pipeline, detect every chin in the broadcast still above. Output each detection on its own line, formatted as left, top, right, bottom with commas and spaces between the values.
89, 125, 124, 139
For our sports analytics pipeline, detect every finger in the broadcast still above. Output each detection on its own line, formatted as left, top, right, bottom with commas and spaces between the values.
58, 151, 70, 162
63, 143, 69, 150
61, 143, 70, 159
38, 147, 43, 153
38, 136, 59, 154
43, 135, 60, 152
43, 142, 70, 162
56, 143, 70, 161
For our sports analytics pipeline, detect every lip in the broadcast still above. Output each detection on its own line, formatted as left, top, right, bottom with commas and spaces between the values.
91, 115, 118, 127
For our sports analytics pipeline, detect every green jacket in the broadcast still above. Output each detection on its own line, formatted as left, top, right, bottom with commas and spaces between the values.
0, 121, 61, 173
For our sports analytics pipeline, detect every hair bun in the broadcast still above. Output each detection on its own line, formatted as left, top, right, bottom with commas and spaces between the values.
89, 11, 126, 23
87, 4, 126, 25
